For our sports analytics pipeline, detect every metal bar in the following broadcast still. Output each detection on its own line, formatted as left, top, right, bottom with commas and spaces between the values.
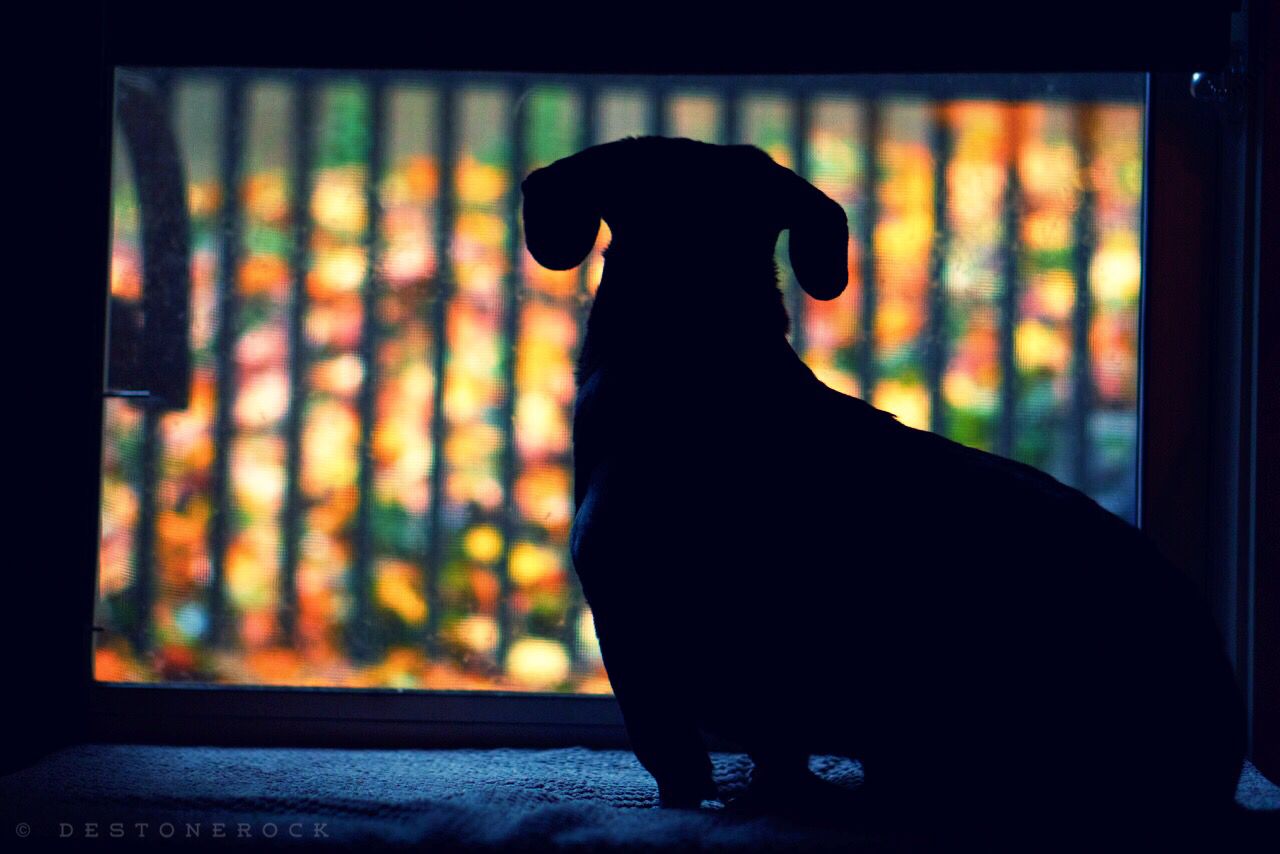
563, 84, 598, 667
573, 85, 598, 328
857, 99, 880, 399
126, 72, 174, 658
424, 85, 455, 658
350, 81, 387, 663
720, 84, 739, 144
206, 76, 245, 649
651, 83, 670, 137
114, 69, 192, 410
127, 71, 183, 660
131, 406, 158, 656
997, 109, 1023, 459
926, 103, 952, 436
279, 80, 314, 647
1070, 104, 1097, 493
788, 92, 810, 358
497, 82, 528, 668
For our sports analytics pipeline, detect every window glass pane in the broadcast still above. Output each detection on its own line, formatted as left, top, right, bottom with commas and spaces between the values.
96, 70, 1145, 690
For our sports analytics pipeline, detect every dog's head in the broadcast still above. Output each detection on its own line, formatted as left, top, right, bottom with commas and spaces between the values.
521, 136, 848, 301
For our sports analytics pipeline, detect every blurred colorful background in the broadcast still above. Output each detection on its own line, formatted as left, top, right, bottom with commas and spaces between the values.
98, 70, 1145, 691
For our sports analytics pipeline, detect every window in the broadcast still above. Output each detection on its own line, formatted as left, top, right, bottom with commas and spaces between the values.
97, 69, 1146, 695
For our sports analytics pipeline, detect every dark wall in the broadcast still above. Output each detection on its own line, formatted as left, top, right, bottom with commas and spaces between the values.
1249, 0, 1278, 783
4, 10, 109, 772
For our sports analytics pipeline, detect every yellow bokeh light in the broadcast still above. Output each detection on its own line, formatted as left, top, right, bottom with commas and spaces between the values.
1022, 211, 1072, 251
874, 300, 924, 349
445, 424, 501, 471
100, 480, 140, 539
516, 392, 568, 458
311, 166, 368, 234
1016, 320, 1070, 372
231, 437, 285, 512
505, 637, 570, 690
577, 610, 601, 659
234, 371, 290, 428
376, 560, 427, 626
187, 180, 221, 218
243, 173, 288, 223
383, 240, 430, 285
301, 403, 359, 494
308, 246, 368, 297
948, 161, 1004, 226
454, 614, 498, 655
456, 158, 507, 205
109, 249, 142, 300
943, 369, 996, 414
403, 155, 438, 200
873, 380, 930, 430
226, 529, 279, 610
805, 357, 858, 398
875, 212, 934, 262
1090, 237, 1141, 306
311, 354, 365, 397
516, 467, 573, 532
526, 257, 579, 297
1019, 142, 1077, 201
510, 541, 561, 587
465, 524, 503, 564
1035, 271, 1076, 320
97, 537, 132, 598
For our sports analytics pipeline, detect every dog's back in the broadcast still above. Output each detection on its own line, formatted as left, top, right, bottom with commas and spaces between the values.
524, 137, 1246, 831
791, 387, 1245, 824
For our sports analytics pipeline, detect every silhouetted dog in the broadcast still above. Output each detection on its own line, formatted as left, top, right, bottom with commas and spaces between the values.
522, 136, 1245, 837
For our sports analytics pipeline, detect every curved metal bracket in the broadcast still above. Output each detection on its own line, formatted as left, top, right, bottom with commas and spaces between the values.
106, 70, 191, 410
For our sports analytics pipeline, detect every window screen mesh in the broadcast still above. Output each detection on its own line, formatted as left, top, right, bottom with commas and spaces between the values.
97, 71, 1144, 690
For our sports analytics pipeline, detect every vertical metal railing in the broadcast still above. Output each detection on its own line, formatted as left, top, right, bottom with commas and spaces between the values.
114, 70, 1131, 683
206, 76, 244, 650
1071, 104, 1097, 494
350, 80, 387, 662
126, 72, 175, 657
926, 104, 952, 436
787, 92, 810, 356
279, 80, 313, 647
857, 100, 881, 399
563, 82, 597, 664
497, 81, 527, 669
720, 83, 739, 144
651, 84, 670, 138
424, 83, 455, 658
132, 407, 158, 656
997, 111, 1023, 459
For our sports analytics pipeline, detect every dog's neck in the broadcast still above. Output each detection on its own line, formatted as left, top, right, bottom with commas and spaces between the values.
576, 257, 799, 391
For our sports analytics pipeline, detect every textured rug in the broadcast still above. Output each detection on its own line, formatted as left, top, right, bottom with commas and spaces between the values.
1, 745, 1276, 850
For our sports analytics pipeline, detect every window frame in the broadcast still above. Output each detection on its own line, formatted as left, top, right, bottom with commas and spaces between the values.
67, 8, 1267, 763
1140, 67, 1266, 767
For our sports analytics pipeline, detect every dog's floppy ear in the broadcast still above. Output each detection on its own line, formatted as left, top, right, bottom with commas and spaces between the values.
522, 150, 602, 271
779, 166, 849, 301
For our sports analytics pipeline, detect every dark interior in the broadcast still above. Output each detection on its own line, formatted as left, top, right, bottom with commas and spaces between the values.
5, 2, 1277, 850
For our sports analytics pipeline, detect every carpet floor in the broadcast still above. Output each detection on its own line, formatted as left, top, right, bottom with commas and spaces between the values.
1, 745, 1277, 851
